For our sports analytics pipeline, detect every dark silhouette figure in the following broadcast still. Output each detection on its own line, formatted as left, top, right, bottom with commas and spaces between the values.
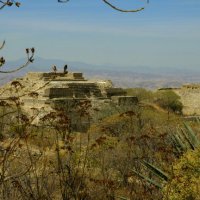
64, 64, 68, 74
52, 65, 57, 73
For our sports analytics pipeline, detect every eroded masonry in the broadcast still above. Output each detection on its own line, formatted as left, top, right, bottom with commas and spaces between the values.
160, 84, 200, 116
0, 71, 138, 131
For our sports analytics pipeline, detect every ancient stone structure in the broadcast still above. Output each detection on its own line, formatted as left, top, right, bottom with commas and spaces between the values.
159, 84, 200, 116
0, 71, 137, 131
173, 84, 200, 116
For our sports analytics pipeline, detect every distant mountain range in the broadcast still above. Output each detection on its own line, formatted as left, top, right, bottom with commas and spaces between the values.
0, 57, 200, 89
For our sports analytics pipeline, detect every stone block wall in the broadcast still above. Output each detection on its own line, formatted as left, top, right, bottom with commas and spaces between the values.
173, 85, 200, 116
44, 83, 103, 99
25, 72, 84, 81
44, 88, 73, 98
106, 88, 127, 98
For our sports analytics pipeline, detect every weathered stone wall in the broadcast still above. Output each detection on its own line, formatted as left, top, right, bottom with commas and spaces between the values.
0, 71, 136, 132
173, 84, 200, 116
25, 72, 84, 81
50, 99, 91, 132
44, 88, 74, 98
44, 83, 103, 98
106, 88, 127, 98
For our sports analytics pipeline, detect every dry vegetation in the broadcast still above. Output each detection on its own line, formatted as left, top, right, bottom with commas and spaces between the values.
1, 2, 200, 199
0, 84, 200, 200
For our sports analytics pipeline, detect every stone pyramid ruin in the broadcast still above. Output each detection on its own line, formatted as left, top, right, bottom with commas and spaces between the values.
0, 71, 138, 131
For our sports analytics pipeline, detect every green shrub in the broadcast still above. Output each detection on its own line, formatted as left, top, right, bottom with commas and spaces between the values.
154, 90, 183, 114
125, 88, 154, 102
163, 148, 200, 200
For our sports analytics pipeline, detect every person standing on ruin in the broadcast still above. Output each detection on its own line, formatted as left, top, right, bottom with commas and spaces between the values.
52, 65, 57, 73
64, 64, 68, 74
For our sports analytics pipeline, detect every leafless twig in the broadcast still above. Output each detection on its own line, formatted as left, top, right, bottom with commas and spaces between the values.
0, 0, 20, 10
0, 48, 35, 73
57, 0, 149, 13
0, 41, 5, 50
58, 0, 69, 2
102, 0, 148, 13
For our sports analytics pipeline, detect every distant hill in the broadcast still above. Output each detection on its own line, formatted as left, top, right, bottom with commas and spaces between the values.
1, 57, 200, 89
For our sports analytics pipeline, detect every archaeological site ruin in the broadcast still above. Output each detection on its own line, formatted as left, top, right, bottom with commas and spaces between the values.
0, 71, 138, 131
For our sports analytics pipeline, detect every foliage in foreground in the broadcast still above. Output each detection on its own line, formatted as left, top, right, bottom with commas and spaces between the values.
163, 147, 200, 200
128, 121, 200, 200
0, 84, 199, 200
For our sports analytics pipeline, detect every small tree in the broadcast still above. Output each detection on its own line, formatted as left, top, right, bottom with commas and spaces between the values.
125, 88, 154, 103
154, 90, 183, 114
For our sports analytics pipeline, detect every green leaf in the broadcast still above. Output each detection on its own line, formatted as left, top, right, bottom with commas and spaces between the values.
131, 169, 163, 189
142, 161, 169, 181
184, 123, 200, 148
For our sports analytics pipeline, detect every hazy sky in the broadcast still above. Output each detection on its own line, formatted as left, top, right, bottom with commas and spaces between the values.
1, 0, 200, 69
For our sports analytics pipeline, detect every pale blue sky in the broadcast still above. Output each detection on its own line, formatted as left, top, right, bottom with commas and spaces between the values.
1, 0, 200, 69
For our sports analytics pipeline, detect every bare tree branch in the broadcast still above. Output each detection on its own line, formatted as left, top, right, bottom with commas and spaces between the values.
0, 0, 20, 10
57, 0, 149, 13
58, 0, 69, 3
0, 48, 35, 73
102, 0, 148, 13
0, 41, 5, 50
0, 60, 30, 74
0, 0, 7, 10
1, 0, 148, 12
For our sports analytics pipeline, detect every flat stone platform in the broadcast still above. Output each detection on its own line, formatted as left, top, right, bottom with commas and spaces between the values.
25, 72, 85, 81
